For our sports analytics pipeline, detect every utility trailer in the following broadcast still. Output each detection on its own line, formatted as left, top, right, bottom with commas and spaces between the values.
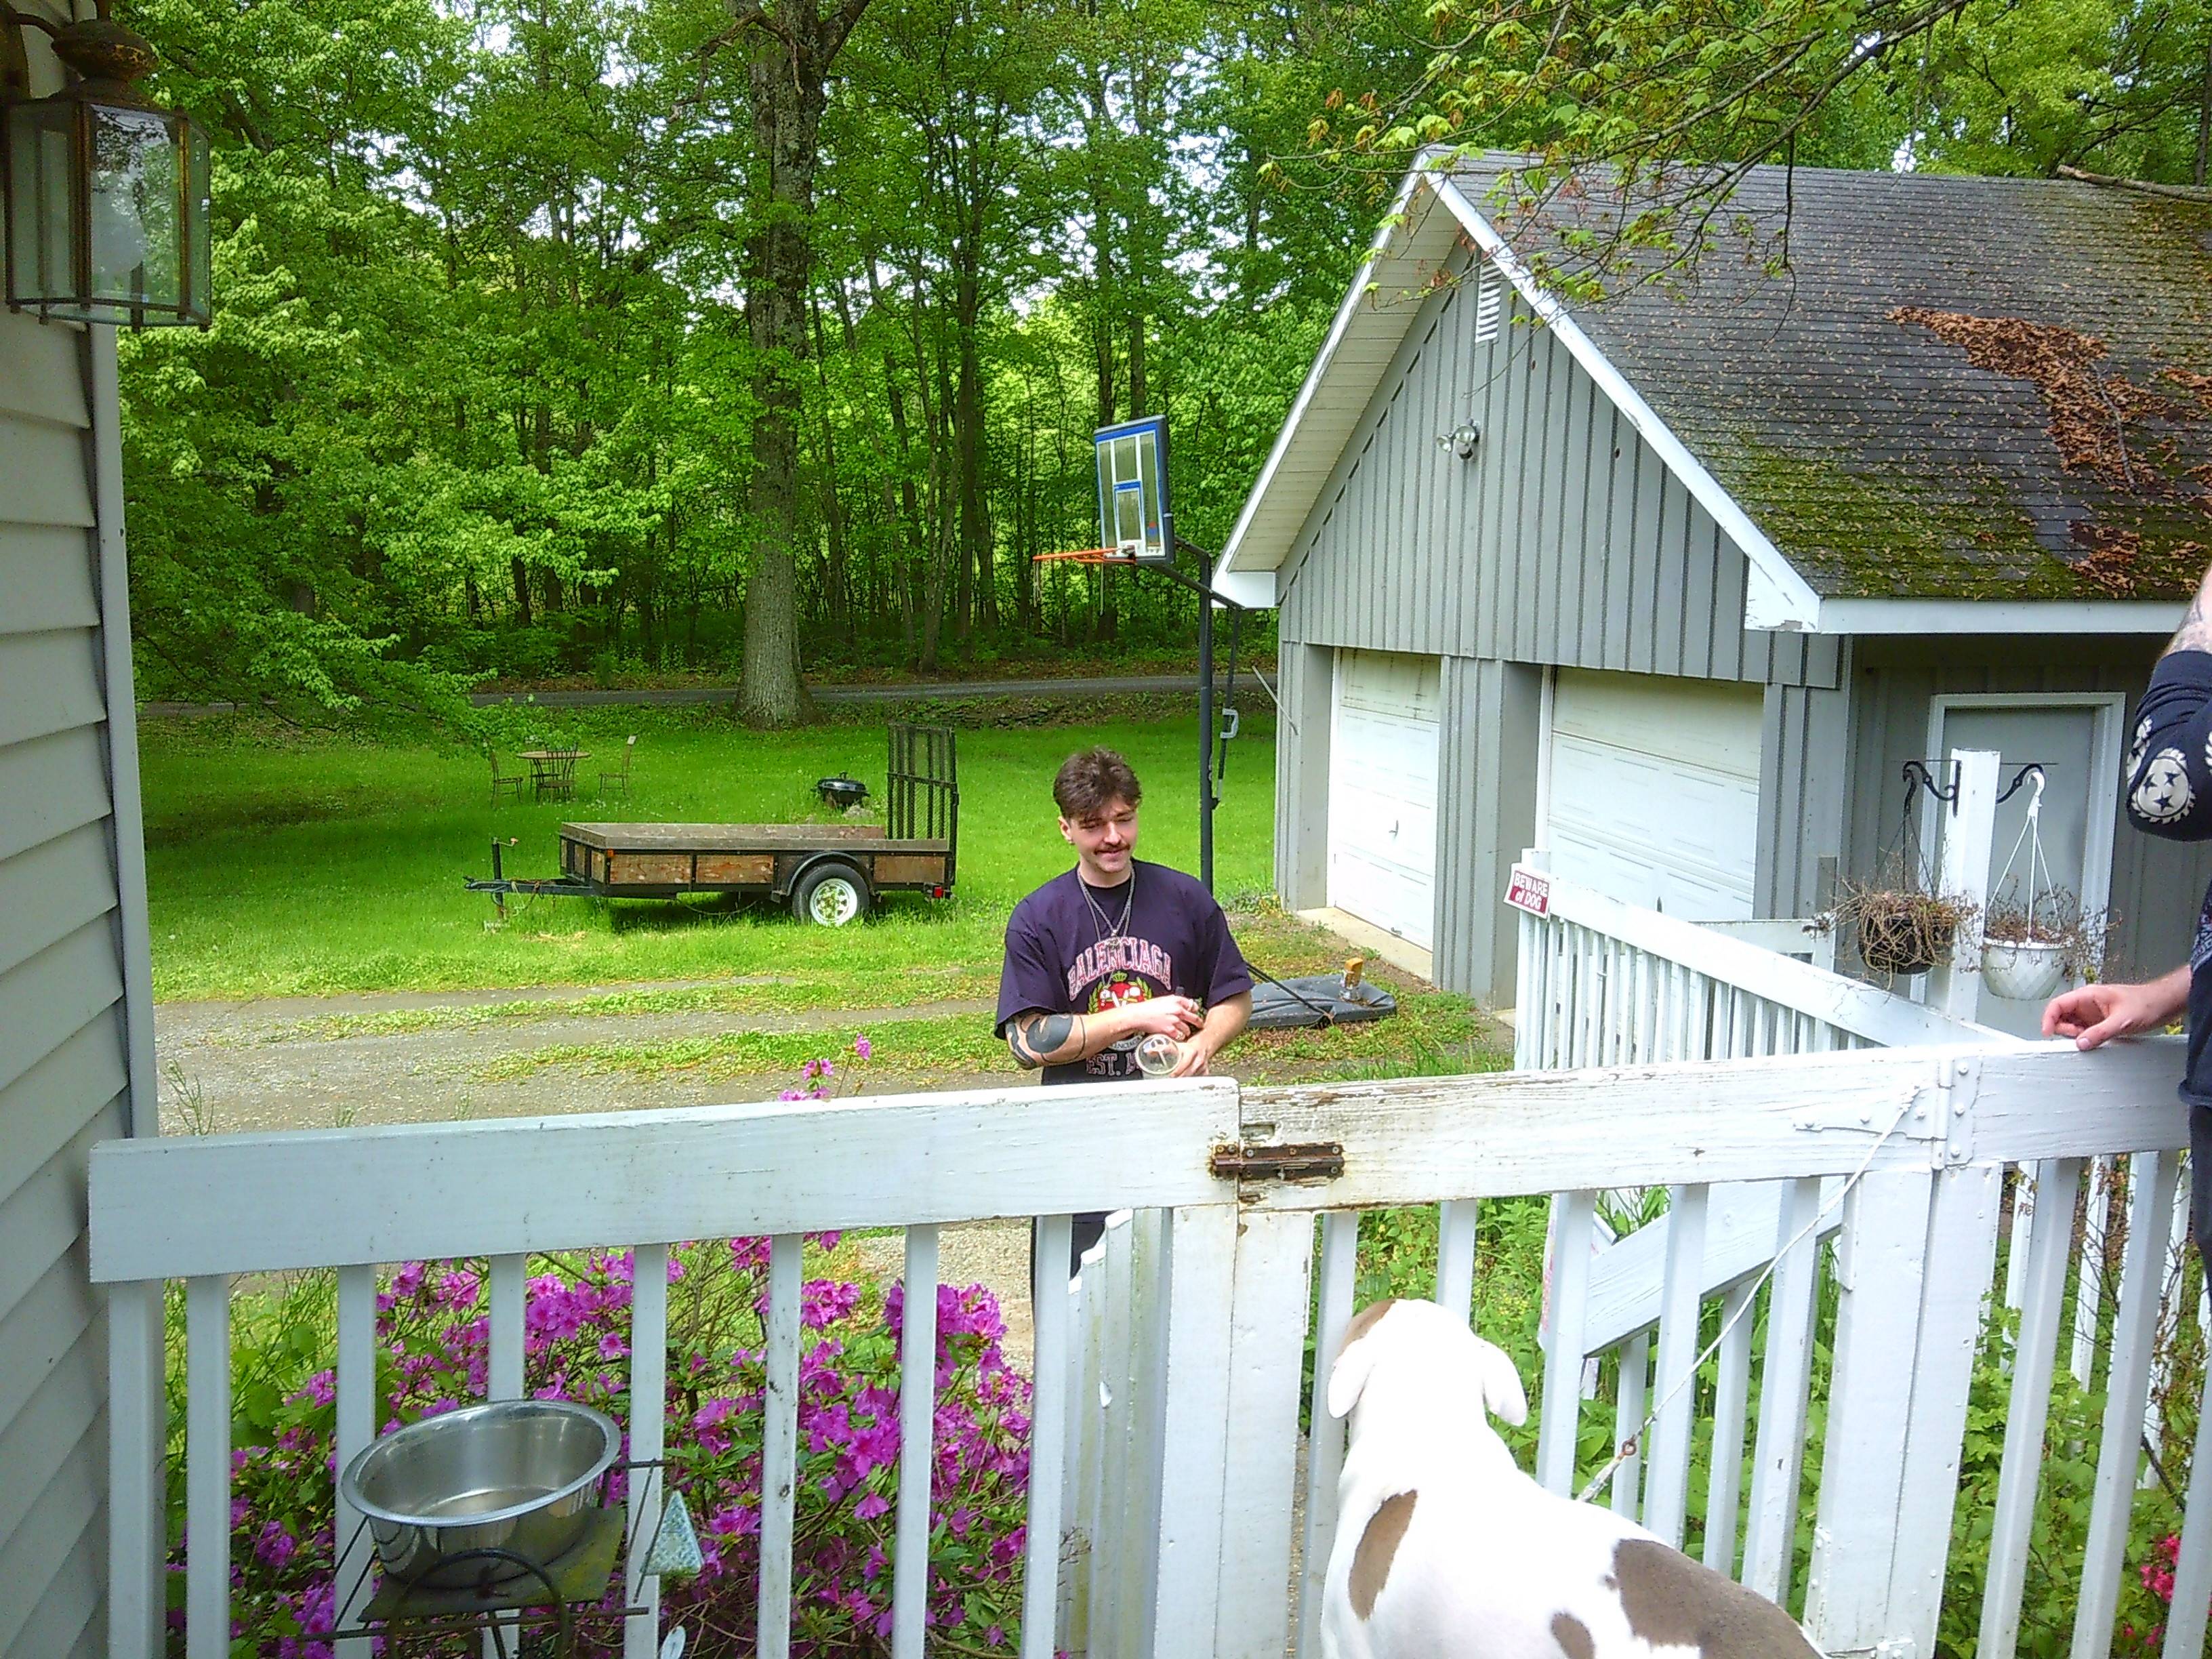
467, 723, 957, 926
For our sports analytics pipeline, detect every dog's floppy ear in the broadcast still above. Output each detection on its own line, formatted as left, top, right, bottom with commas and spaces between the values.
1469, 1334, 1529, 1427
1326, 1300, 1399, 1420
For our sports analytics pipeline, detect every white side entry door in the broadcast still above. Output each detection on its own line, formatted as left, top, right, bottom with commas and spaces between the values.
1327, 651, 1440, 949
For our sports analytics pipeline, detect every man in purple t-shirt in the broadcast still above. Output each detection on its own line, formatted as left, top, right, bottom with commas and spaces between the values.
996, 747, 1254, 1270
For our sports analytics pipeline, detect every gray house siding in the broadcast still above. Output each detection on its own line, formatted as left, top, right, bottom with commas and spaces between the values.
1843, 636, 2212, 985
1273, 262, 1841, 693
1273, 643, 1333, 914
0, 107, 158, 1643
1757, 665, 1856, 920
1434, 657, 1541, 1003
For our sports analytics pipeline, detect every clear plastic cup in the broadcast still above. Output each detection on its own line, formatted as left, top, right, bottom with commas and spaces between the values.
1134, 1033, 1180, 1077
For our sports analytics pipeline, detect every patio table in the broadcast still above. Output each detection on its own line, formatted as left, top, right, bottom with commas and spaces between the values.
519, 748, 588, 802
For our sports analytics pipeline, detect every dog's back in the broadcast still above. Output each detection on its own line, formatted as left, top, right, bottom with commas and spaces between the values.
1321, 1300, 1822, 1659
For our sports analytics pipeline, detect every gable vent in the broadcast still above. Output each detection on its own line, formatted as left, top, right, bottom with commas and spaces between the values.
1473, 264, 1506, 344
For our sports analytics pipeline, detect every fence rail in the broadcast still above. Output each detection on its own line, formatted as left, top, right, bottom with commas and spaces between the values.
94, 1049, 2209, 1659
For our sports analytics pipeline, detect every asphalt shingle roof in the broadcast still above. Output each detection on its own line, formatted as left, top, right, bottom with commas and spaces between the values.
1452, 161, 2212, 601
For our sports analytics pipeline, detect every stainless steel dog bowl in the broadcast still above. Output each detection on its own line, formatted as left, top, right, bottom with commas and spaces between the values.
338, 1399, 621, 1588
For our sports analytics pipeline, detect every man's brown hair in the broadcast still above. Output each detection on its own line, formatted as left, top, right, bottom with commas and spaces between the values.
1054, 747, 1143, 818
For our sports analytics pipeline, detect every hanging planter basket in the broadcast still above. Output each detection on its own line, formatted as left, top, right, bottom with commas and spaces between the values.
1854, 893, 1961, 977
1980, 937, 2068, 1002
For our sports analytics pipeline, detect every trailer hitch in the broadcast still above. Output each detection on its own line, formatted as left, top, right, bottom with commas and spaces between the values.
1208, 1141, 1345, 1184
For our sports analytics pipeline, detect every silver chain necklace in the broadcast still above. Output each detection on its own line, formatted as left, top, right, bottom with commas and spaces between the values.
1081, 864, 1136, 945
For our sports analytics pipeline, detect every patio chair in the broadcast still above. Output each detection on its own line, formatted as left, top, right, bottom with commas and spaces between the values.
599, 735, 637, 800
488, 746, 525, 806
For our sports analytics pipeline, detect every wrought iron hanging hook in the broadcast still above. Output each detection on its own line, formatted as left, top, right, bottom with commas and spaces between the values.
1901, 759, 1960, 806
1996, 762, 2051, 806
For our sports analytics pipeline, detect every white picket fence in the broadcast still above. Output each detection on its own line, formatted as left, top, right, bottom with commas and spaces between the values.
1044, 858, 2207, 1659
93, 1028, 2209, 1659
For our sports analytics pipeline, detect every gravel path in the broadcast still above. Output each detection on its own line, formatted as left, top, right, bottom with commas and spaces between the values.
155, 987, 1000, 1134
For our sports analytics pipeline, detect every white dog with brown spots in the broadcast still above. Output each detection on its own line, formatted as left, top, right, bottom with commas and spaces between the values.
1322, 1298, 1824, 1659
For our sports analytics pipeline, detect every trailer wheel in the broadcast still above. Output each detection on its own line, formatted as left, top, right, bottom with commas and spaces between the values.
794, 862, 871, 926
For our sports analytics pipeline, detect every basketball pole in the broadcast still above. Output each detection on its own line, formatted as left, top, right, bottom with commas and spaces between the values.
1162, 537, 1240, 893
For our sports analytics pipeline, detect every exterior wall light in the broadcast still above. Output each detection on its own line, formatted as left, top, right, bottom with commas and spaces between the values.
2, 2, 209, 327
1436, 420, 1482, 460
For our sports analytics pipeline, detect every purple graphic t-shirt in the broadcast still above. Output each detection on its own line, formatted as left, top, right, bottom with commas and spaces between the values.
995, 859, 1252, 1084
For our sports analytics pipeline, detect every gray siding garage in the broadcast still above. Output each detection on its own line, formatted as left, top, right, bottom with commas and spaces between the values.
1225, 158, 2212, 1010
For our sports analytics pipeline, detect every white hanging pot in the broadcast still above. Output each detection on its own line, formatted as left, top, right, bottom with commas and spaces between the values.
1980, 938, 2067, 1001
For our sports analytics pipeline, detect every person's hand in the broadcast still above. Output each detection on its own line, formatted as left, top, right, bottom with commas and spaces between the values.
2043, 979, 2183, 1049
1126, 996, 1202, 1040
1167, 1038, 1210, 1077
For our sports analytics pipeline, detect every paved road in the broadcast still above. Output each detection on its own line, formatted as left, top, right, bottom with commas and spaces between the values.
142, 672, 1258, 717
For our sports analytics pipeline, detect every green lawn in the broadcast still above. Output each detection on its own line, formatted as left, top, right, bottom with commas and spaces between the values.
142, 705, 1284, 1001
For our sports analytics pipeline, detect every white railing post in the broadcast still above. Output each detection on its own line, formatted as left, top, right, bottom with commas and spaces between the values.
892, 1229, 939, 1659
1149, 1205, 1239, 1659
1742, 1176, 1823, 1601
626, 1244, 669, 1659
1126, 1208, 1172, 1659
1702, 1278, 1755, 1577
1296, 1212, 1359, 1659
2163, 1353, 2212, 1659
1088, 1215, 1136, 1654
758, 1233, 802, 1659
2001, 1165, 2036, 1326
1609, 1333, 1648, 1520
483, 1252, 527, 1659
1642, 1183, 1710, 1549
1925, 747, 2000, 1023
1021, 1216, 1072, 1659
184, 1275, 232, 1659
1887, 1158, 2003, 1652
106, 1277, 165, 1659
1210, 1212, 1312, 1659
334, 1265, 376, 1659
1536, 1190, 1599, 1495
1434, 1199, 1478, 1326
2073, 1155, 2113, 1386
1806, 1168, 1933, 1651
1981, 1158, 2086, 1656
2072, 1151, 2182, 1659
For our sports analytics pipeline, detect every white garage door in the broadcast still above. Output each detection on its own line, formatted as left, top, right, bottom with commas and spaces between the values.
1329, 651, 1440, 949
1545, 670, 1763, 921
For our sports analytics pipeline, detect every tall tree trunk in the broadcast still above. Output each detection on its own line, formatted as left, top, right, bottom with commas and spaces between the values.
1126, 312, 1147, 417
809, 292, 851, 642
724, 0, 876, 725
955, 279, 989, 639
2196, 30, 2211, 188
867, 256, 927, 666
512, 558, 534, 628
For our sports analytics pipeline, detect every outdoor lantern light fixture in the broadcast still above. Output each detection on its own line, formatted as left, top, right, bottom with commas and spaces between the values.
1, 1, 209, 327
1436, 419, 1483, 460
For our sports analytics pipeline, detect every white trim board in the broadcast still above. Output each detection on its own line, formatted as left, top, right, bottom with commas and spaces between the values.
1814, 599, 2186, 636
1422, 172, 1822, 632
1214, 163, 1452, 599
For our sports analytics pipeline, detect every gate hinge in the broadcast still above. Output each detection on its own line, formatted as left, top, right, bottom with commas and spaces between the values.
1786, 1056, 1979, 1167
1210, 1141, 1345, 1183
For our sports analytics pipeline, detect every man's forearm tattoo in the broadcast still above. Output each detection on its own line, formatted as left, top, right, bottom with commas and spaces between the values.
1010, 1012, 1082, 1068
2173, 588, 2212, 657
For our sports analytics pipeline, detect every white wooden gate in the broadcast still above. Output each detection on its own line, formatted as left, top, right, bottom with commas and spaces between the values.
93, 1054, 2211, 1659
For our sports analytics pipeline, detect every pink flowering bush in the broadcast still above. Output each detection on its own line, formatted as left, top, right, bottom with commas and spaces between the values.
178, 1046, 1036, 1656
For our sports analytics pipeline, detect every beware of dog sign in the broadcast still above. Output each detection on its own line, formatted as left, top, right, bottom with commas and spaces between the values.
1504, 863, 1551, 917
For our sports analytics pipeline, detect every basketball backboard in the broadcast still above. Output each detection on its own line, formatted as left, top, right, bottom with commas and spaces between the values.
1094, 415, 1172, 562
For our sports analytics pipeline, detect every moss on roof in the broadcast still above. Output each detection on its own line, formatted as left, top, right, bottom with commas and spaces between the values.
1454, 161, 2212, 602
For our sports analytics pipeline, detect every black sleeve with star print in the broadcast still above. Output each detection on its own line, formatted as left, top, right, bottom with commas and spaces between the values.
2126, 651, 2212, 842
2122, 652, 2212, 1134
